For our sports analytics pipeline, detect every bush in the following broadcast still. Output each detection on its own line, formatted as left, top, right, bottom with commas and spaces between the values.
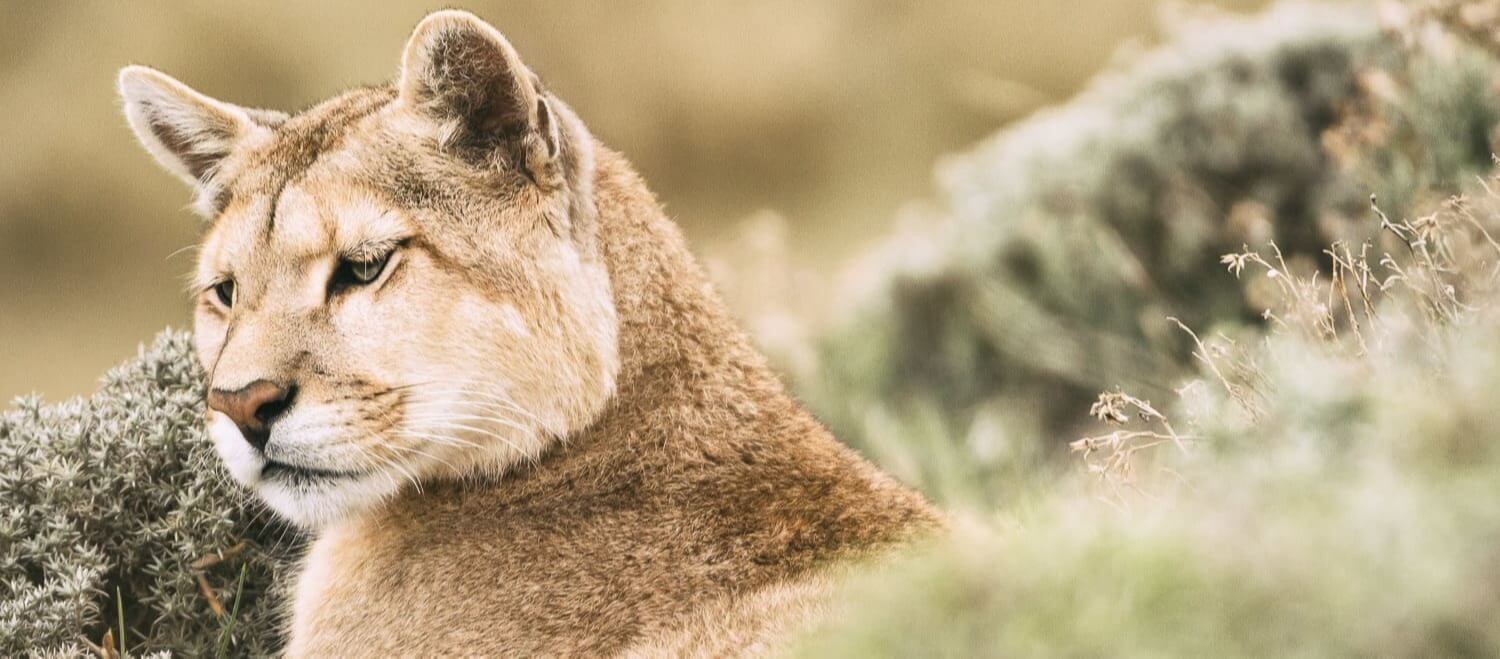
798, 3, 1500, 505
0, 332, 291, 656
795, 127, 1500, 659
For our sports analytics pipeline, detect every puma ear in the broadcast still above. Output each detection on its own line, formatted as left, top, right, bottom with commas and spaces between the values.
397, 10, 560, 177
117, 66, 278, 190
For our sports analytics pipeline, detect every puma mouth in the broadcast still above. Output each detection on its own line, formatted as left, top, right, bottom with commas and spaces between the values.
261, 460, 362, 483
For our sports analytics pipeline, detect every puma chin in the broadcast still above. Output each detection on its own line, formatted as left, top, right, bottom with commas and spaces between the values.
118, 18, 619, 529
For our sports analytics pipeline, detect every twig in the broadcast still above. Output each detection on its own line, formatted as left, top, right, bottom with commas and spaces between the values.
198, 573, 226, 618
190, 541, 248, 571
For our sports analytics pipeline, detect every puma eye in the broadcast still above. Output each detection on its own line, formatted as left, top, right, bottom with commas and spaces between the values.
331, 251, 393, 292
212, 279, 236, 308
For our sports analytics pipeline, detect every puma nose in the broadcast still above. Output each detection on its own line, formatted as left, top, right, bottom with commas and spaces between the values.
207, 380, 297, 452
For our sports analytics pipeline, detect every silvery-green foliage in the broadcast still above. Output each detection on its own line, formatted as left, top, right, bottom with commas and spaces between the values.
796, 242, 1500, 658
0, 331, 293, 656
801, 4, 1500, 505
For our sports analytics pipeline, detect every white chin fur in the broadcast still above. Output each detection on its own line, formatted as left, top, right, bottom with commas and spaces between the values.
257, 473, 398, 529
207, 411, 397, 529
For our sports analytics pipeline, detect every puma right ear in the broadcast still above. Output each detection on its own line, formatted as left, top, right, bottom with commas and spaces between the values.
117, 66, 278, 192
397, 10, 560, 180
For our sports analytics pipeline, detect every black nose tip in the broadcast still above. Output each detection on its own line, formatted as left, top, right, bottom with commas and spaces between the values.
241, 425, 273, 453
207, 380, 297, 452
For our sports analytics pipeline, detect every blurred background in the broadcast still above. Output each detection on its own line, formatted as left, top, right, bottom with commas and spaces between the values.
0, 0, 1267, 402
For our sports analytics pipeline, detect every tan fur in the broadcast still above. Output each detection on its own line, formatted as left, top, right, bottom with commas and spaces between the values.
120, 10, 940, 656
619, 576, 838, 657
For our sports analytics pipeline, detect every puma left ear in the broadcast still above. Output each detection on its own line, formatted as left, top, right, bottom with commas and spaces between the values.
117, 66, 277, 192
397, 10, 560, 179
